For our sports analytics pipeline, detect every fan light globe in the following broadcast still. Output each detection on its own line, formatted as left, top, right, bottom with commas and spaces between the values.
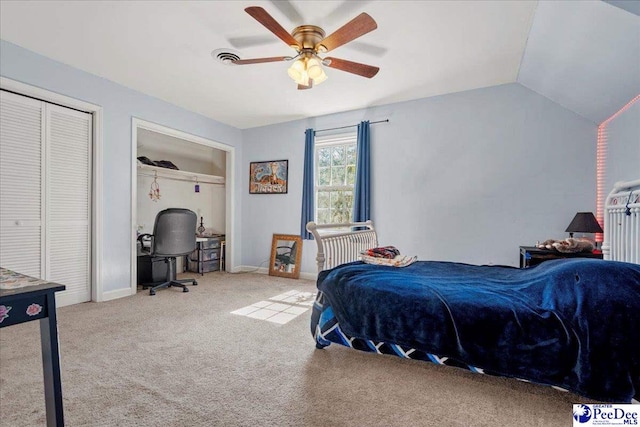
313, 68, 328, 85
296, 70, 310, 87
287, 67, 301, 81
307, 58, 323, 79
287, 59, 305, 82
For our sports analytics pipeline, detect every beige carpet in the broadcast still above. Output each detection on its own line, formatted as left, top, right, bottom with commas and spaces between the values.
0, 272, 593, 426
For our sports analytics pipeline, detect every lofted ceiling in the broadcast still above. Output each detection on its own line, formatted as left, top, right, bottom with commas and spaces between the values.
519, 0, 639, 124
0, 1, 638, 129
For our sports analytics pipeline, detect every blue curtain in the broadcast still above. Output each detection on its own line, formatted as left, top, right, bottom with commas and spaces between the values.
353, 121, 371, 223
300, 128, 315, 239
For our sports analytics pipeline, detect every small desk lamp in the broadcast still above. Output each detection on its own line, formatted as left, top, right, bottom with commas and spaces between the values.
565, 212, 603, 238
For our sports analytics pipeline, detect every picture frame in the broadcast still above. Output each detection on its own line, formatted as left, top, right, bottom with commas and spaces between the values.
268, 234, 302, 279
249, 159, 288, 194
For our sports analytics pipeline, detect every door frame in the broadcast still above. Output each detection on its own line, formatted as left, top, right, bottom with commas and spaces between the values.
0, 77, 104, 304
130, 118, 235, 294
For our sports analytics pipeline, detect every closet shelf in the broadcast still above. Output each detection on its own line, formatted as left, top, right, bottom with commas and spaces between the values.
137, 163, 225, 185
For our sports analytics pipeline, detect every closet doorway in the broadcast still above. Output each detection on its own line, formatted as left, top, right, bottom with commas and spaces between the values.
130, 119, 235, 291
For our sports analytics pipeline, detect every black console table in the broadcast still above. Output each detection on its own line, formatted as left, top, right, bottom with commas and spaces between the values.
519, 246, 603, 268
0, 268, 66, 426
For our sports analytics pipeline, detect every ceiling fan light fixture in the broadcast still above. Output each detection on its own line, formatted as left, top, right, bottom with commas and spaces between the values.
295, 70, 309, 86
238, 7, 379, 88
312, 68, 328, 85
307, 58, 323, 79
287, 59, 305, 82
297, 72, 310, 87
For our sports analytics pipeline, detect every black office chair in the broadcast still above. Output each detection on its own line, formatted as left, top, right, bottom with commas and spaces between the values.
138, 208, 198, 296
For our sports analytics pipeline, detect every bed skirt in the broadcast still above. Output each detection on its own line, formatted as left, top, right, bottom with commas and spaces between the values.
311, 290, 578, 395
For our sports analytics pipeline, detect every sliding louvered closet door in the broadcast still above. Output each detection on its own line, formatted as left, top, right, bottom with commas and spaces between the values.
0, 92, 43, 277
0, 90, 91, 306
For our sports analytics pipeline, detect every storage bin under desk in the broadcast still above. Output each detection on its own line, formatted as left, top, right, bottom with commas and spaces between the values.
137, 255, 176, 284
187, 236, 224, 274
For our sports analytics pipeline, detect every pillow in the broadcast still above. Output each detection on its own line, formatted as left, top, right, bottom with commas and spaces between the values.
361, 246, 400, 259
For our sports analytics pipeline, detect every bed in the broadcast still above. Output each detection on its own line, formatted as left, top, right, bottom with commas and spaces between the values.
307, 179, 640, 403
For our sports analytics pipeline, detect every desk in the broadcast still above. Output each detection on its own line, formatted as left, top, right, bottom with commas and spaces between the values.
0, 268, 66, 427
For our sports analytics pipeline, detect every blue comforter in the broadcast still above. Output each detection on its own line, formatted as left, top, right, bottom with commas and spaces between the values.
317, 258, 640, 402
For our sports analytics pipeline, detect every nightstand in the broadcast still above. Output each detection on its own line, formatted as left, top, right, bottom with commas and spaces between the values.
519, 246, 603, 268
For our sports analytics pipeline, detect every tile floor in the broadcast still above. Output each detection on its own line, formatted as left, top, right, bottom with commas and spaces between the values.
231, 290, 316, 324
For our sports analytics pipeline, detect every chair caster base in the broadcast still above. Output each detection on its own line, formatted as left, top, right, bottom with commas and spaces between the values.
144, 278, 195, 295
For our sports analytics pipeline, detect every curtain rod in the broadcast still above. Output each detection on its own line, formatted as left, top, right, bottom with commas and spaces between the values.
313, 119, 389, 134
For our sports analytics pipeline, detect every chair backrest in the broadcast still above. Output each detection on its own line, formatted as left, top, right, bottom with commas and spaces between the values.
289, 241, 297, 260
151, 208, 197, 257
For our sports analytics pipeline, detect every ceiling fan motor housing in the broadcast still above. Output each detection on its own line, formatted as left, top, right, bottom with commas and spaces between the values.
291, 25, 326, 51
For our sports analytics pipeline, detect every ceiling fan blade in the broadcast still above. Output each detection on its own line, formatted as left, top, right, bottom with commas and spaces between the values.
324, 57, 379, 78
245, 6, 301, 49
298, 80, 313, 90
231, 56, 289, 65
315, 13, 377, 53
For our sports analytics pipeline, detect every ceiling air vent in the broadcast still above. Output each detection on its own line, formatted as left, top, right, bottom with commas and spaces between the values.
211, 48, 241, 65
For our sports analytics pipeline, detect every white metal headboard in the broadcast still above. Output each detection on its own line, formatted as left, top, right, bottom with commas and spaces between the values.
306, 221, 378, 272
603, 178, 640, 264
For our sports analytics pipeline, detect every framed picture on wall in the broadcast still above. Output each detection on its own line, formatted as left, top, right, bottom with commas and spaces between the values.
249, 159, 288, 194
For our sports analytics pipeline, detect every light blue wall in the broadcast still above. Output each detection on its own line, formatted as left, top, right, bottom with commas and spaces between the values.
604, 100, 640, 197
242, 83, 598, 271
0, 40, 243, 293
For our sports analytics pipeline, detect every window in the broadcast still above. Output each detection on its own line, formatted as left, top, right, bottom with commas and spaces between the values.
315, 134, 357, 224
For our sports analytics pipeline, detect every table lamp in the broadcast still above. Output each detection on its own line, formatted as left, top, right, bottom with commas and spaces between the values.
565, 212, 603, 238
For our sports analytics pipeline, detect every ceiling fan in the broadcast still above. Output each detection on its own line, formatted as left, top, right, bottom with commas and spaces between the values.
231, 6, 380, 90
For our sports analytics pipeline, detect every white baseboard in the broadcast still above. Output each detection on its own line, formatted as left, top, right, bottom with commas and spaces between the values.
299, 271, 318, 281
233, 265, 268, 274
101, 287, 135, 302
235, 265, 317, 281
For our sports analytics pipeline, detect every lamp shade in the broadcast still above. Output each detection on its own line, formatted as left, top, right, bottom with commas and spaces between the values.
312, 67, 328, 85
565, 212, 603, 234
287, 59, 305, 82
306, 58, 323, 79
